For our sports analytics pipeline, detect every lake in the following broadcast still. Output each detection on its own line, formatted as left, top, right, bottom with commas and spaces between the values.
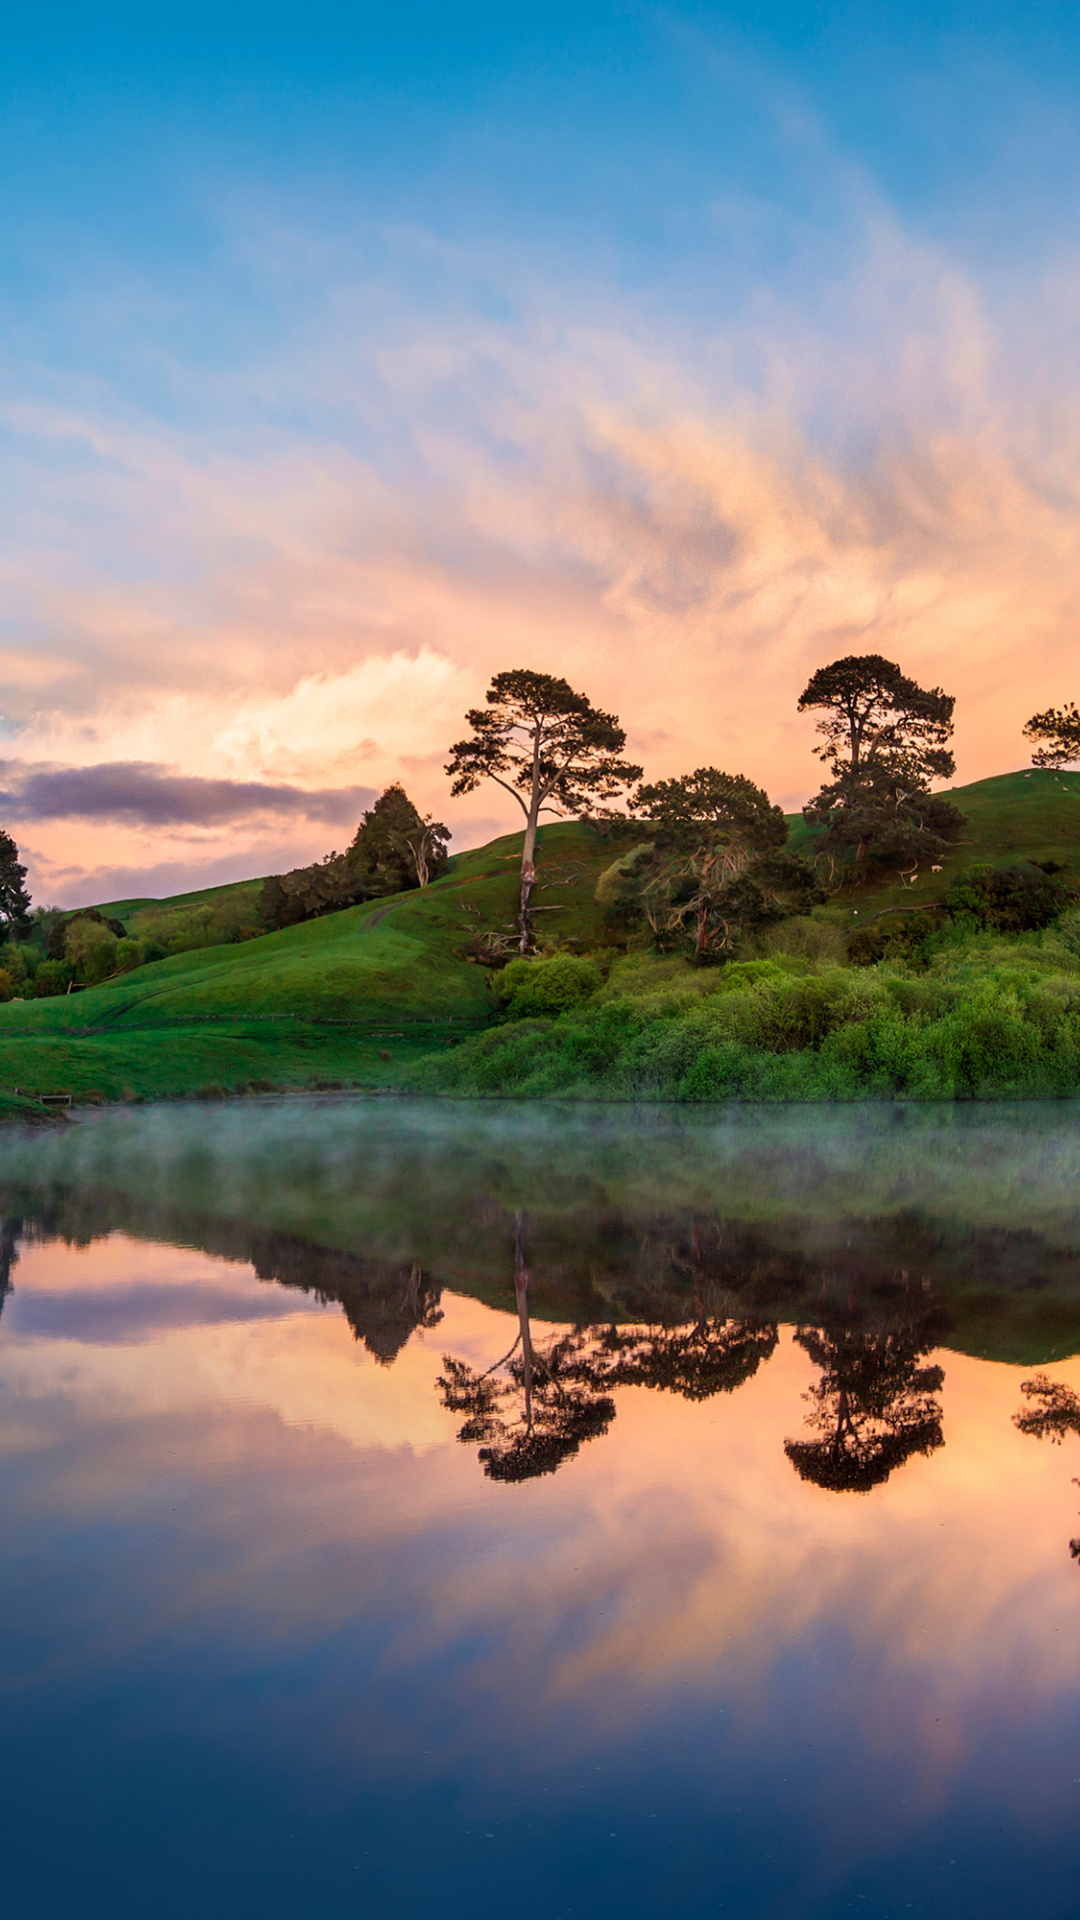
2, 1095, 1080, 1918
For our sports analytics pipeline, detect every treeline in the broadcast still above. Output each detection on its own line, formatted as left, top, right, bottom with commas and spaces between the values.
0, 783, 450, 999
447, 654, 970, 960
258, 783, 449, 931
0, 644, 1076, 996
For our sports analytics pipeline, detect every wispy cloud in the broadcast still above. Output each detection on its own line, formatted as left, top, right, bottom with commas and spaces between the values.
5, 178, 1080, 900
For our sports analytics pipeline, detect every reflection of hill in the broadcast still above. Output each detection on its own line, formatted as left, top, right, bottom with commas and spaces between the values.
5, 1093, 1080, 1365
5, 1178, 1080, 1364
0, 1193, 442, 1366
245, 1233, 442, 1363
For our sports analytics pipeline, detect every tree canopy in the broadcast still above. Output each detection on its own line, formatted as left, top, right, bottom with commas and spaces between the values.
798, 654, 963, 871
1023, 702, 1080, 769
613, 767, 819, 957
784, 1318, 944, 1493
259, 783, 447, 930
346, 783, 450, 892
446, 669, 641, 951
0, 831, 30, 933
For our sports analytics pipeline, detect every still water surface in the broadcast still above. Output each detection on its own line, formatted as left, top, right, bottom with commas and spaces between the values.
3, 1097, 1080, 1917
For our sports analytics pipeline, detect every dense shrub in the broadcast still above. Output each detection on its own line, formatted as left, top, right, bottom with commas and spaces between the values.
847, 911, 941, 968
32, 959, 74, 997
944, 864, 1070, 933
498, 953, 603, 1017
135, 899, 259, 953
408, 940, 1080, 1103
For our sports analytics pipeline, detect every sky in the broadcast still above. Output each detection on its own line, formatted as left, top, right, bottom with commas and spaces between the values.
6, 2, 1080, 904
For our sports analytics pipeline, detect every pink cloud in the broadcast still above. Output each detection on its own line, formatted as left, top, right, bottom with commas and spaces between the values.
5, 208, 1080, 896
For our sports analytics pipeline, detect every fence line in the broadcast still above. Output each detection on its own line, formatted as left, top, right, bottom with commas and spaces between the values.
0, 1011, 491, 1040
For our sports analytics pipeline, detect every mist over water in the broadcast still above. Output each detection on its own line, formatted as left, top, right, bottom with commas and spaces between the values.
2, 1096, 1080, 1917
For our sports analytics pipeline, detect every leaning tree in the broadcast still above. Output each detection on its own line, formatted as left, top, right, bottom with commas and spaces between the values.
1023, 701, 1080, 769
798, 654, 964, 870
446, 669, 641, 952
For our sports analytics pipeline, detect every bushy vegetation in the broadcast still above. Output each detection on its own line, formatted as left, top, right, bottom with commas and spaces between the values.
409, 924, 1080, 1102
259, 783, 450, 931
0, 891, 266, 1001
497, 953, 604, 1016
4, 780, 1080, 1106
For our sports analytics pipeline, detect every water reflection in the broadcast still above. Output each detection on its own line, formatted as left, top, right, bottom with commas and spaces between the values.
785, 1308, 946, 1492
1014, 1372, 1080, 1562
0, 1100, 1080, 1916
438, 1208, 616, 1481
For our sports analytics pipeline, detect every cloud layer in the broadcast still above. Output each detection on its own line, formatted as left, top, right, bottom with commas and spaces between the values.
0, 761, 376, 829
5, 180, 1080, 901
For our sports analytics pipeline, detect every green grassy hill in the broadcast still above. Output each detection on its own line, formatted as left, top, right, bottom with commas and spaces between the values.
790, 767, 1080, 912
3, 769, 1078, 1107
94, 875, 267, 923
0, 822, 621, 1102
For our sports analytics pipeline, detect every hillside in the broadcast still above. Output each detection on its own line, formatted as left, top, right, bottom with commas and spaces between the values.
0, 822, 621, 1102
789, 767, 1080, 913
1, 769, 1077, 1107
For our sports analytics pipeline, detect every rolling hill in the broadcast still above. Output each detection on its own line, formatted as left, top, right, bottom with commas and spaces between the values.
2, 769, 1078, 1105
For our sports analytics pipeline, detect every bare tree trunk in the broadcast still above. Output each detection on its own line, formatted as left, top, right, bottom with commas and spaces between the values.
407, 830, 431, 887
514, 1209, 533, 1432
519, 812, 539, 954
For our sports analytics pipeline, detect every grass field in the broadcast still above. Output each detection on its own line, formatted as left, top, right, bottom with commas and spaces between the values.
3, 769, 1078, 1107
0, 822, 620, 1102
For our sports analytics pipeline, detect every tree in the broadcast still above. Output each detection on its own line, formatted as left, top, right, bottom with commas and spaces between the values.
437, 1211, 615, 1482
618, 767, 819, 957
1023, 702, 1080, 769
578, 1316, 778, 1402
783, 1318, 944, 1492
259, 784, 449, 931
0, 831, 31, 933
798, 654, 964, 871
446, 670, 641, 953
1014, 1373, 1080, 1564
259, 851, 366, 931
347, 783, 450, 892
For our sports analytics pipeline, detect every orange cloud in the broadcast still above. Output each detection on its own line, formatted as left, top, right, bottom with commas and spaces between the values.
7, 214, 1080, 896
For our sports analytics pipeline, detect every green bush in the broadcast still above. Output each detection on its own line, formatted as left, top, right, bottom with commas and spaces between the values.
847, 910, 941, 968
944, 864, 1070, 933
408, 933, 1080, 1103
498, 953, 604, 1018
32, 959, 74, 998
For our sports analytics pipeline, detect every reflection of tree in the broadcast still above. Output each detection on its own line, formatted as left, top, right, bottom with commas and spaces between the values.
581, 1316, 778, 1401
0, 1216, 20, 1320
784, 1319, 944, 1492
1013, 1373, 1080, 1563
438, 1210, 783, 1481
438, 1211, 615, 1482
248, 1233, 442, 1364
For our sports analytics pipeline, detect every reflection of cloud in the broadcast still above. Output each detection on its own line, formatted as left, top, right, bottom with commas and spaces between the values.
7, 1225, 1080, 1897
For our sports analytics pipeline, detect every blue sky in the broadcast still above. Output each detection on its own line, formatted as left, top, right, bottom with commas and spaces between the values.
4, 2, 1080, 901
